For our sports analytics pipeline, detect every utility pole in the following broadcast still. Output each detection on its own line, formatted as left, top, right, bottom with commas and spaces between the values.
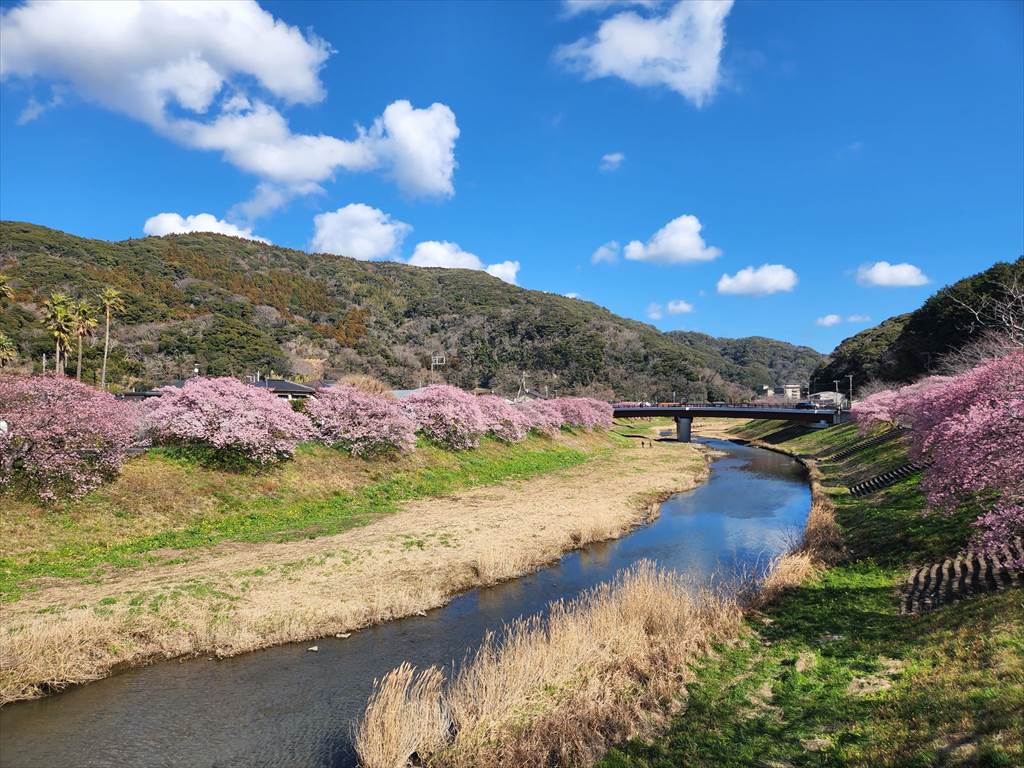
833, 379, 841, 410
846, 374, 854, 408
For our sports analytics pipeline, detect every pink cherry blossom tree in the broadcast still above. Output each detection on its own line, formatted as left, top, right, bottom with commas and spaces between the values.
305, 385, 417, 457
515, 399, 565, 436
0, 375, 139, 502
145, 377, 313, 468
477, 395, 530, 443
403, 385, 487, 450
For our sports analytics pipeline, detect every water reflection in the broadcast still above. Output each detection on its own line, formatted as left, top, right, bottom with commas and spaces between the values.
0, 440, 809, 768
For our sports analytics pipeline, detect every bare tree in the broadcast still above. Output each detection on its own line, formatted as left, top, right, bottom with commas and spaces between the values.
946, 272, 1024, 347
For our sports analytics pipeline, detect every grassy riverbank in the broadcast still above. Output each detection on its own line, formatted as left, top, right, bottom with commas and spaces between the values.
1, 435, 592, 602
1, 424, 709, 704
601, 421, 1024, 768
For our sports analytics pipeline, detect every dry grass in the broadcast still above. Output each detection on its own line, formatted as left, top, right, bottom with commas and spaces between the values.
747, 441, 843, 607
1, 437, 707, 704
354, 562, 742, 768
354, 663, 449, 768
340, 374, 395, 397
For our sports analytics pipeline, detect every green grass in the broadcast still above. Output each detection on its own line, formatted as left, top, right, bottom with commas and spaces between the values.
600, 420, 1024, 768
0, 437, 596, 602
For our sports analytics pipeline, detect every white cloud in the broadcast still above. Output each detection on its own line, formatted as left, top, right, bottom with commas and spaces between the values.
16, 88, 62, 124
408, 241, 519, 284
847, 314, 871, 322
1, 1, 459, 206
646, 302, 664, 320
856, 261, 929, 287
563, 0, 660, 16
600, 151, 625, 171
667, 299, 694, 314
591, 240, 621, 264
624, 214, 721, 264
717, 264, 798, 296
485, 260, 521, 285
229, 180, 323, 223
369, 100, 460, 198
143, 212, 269, 243
311, 204, 411, 261
816, 314, 842, 327
557, 0, 734, 107
563, 292, 580, 299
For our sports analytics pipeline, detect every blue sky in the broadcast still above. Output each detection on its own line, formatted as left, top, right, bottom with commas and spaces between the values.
1, 0, 1021, 352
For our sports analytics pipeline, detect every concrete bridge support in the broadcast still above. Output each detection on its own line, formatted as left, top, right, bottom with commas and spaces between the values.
675, 416, 692, 443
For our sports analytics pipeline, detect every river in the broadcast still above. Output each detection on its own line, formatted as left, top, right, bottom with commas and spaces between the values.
0, 438, 810, 768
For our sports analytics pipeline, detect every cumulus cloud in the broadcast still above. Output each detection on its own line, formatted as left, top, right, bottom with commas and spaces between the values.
1, 1, 459, 209
624, 214, 721, 264
311, 203, 411, 261
856, 261, 929, 287
143, 212, 269, 243
484, 260, 521, 284
717, 264, 798, 296
600, 151, 625, 171
816, 314, 842, 327
646, 302, 664, 320
408, 241, 519, 284
667, 299, 694, 314
564, 292, 580, 299
557, 0, 734, 107
591, 240, 621, 264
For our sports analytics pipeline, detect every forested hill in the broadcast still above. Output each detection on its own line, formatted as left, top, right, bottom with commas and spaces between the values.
0, 221, 822, 399
813, 256, 1024, 388
667, 331, 824, 390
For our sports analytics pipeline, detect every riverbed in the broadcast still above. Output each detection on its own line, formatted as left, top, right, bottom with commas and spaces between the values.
0, 439, 809, 768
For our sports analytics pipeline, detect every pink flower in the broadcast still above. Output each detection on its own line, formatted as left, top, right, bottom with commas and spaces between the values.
403, 385, 487, 450
477, 395, 530, 443
0, 375, 139, 501
305, 386, 416, 457
145, 377, 313, 467
866, 352, 1024, 560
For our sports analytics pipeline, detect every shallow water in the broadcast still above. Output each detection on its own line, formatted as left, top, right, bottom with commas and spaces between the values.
0, 439, 809, 768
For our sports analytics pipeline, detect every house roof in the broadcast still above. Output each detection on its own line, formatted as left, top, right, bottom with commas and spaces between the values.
252, 379, 316, 394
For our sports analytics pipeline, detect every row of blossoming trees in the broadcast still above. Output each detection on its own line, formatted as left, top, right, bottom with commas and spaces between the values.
0, 375, 613, 503
851, 350, 1023, 562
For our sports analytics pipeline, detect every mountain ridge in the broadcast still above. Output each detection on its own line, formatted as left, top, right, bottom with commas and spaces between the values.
0, 220, 823, 399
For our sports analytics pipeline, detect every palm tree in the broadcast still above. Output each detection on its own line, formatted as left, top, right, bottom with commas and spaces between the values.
42, 293, 73, 375
99, 287, 126, 389
71, 299, 99, 381
0, 331, 16, 367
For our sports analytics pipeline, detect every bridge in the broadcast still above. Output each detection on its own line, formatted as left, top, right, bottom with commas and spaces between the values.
612, 404, 842, 442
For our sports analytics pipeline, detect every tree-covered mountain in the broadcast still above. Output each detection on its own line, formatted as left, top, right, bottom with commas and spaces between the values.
813, 257, 1024, 389
668, 331, 824, 390
0, 221, 822, 400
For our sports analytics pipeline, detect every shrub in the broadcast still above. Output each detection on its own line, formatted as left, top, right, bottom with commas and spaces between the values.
515, 400, 564, 435
0, 375, 138, 502
403, 385, 487, 450
340, 374, 395, 398
145, 377, 313, 468
477, 395, 530, 443
305, 385, 416, 457
551, 397, 613, 429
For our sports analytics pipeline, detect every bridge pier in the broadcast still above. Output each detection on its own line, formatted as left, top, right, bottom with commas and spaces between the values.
675, 416, 692, 442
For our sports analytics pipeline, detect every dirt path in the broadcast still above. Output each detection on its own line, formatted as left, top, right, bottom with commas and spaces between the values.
1, 439, 707, 704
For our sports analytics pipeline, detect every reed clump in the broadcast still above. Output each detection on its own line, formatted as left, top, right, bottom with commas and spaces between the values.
354, 561, 742, 768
